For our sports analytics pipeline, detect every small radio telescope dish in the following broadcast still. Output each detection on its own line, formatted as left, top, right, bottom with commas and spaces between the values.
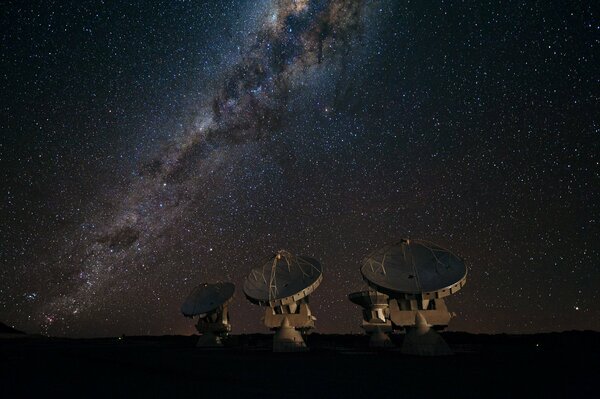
181, 282, 234, 347
350, 239, 467, 355
243, 250, 323, 352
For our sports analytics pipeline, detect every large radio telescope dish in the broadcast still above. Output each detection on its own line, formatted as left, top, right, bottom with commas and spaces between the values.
243, 250, 323, 352
243, 250, 323, 307
361, 239, 466, 299
351, 238, 467, 353
181, 282, 235, 317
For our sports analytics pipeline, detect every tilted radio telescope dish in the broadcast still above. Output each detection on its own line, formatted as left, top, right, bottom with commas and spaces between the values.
350, 239, 467, 355
361, 238, 467, 299
244, 250, 323, 352
244, 250, 323, 306
181, 282, 235, 347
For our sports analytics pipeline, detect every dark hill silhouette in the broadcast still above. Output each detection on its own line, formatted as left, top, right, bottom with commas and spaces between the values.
0, 322, 25, 335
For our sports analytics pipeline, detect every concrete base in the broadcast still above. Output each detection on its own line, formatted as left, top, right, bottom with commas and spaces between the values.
401, 313, 452, 356
273, 317, 308, 352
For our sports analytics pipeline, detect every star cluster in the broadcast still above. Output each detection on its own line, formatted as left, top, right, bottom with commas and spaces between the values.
1, 0, 598, 336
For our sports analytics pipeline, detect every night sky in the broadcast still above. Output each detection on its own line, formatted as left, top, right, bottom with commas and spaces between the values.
1, 0, 598, 337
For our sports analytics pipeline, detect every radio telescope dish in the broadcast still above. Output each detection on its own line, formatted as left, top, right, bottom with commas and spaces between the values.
361, 239, 467, 299
181, 282, 234, 347
182, 282, 235, 317
243, 250, 323, 352
350, 239, 467, 354
243, 251, 322, 306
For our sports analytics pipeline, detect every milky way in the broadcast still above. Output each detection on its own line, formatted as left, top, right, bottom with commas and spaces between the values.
2, 0, 598, 336
39, 0, 374, 334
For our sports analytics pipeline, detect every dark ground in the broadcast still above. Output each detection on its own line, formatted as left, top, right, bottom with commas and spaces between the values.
1, 331, 599, 398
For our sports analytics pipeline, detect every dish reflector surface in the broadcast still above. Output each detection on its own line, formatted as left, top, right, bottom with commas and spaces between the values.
244, 250, 323, 306
181, 282, 235, 317
361, 239, 466, 298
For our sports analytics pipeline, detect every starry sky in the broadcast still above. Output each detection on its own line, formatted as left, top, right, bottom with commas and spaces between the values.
1, 0, 598, 337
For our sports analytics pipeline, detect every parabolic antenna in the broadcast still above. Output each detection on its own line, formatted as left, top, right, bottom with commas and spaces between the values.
361, 239, 466, 299
350, 238, 467, 355
181, 282, 235, 317
181, 282, 235, 348
243, 250, 323, 307
243, 250, 323, 352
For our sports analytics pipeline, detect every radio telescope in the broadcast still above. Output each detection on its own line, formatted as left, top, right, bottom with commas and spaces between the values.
348, 289, 393, 348
350, 239, 467, 355
181, 282, 235, 347
243, 250, 323, 352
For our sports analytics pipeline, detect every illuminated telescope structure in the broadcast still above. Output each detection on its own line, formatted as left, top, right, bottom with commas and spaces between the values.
244, 250, 323, 352
181, 282, 235, 347
350, 239, 467, 355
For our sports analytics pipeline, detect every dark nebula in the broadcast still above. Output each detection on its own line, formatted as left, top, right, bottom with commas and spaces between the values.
1, 0, 598, 337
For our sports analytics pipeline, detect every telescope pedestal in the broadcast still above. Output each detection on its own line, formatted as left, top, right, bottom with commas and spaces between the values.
349, 290, 394, 348
389, 297, 451, 328
401, 313, 452, 356
194, 307, 231, 348
264, 300, 314, 352
273, 317, 307, 352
